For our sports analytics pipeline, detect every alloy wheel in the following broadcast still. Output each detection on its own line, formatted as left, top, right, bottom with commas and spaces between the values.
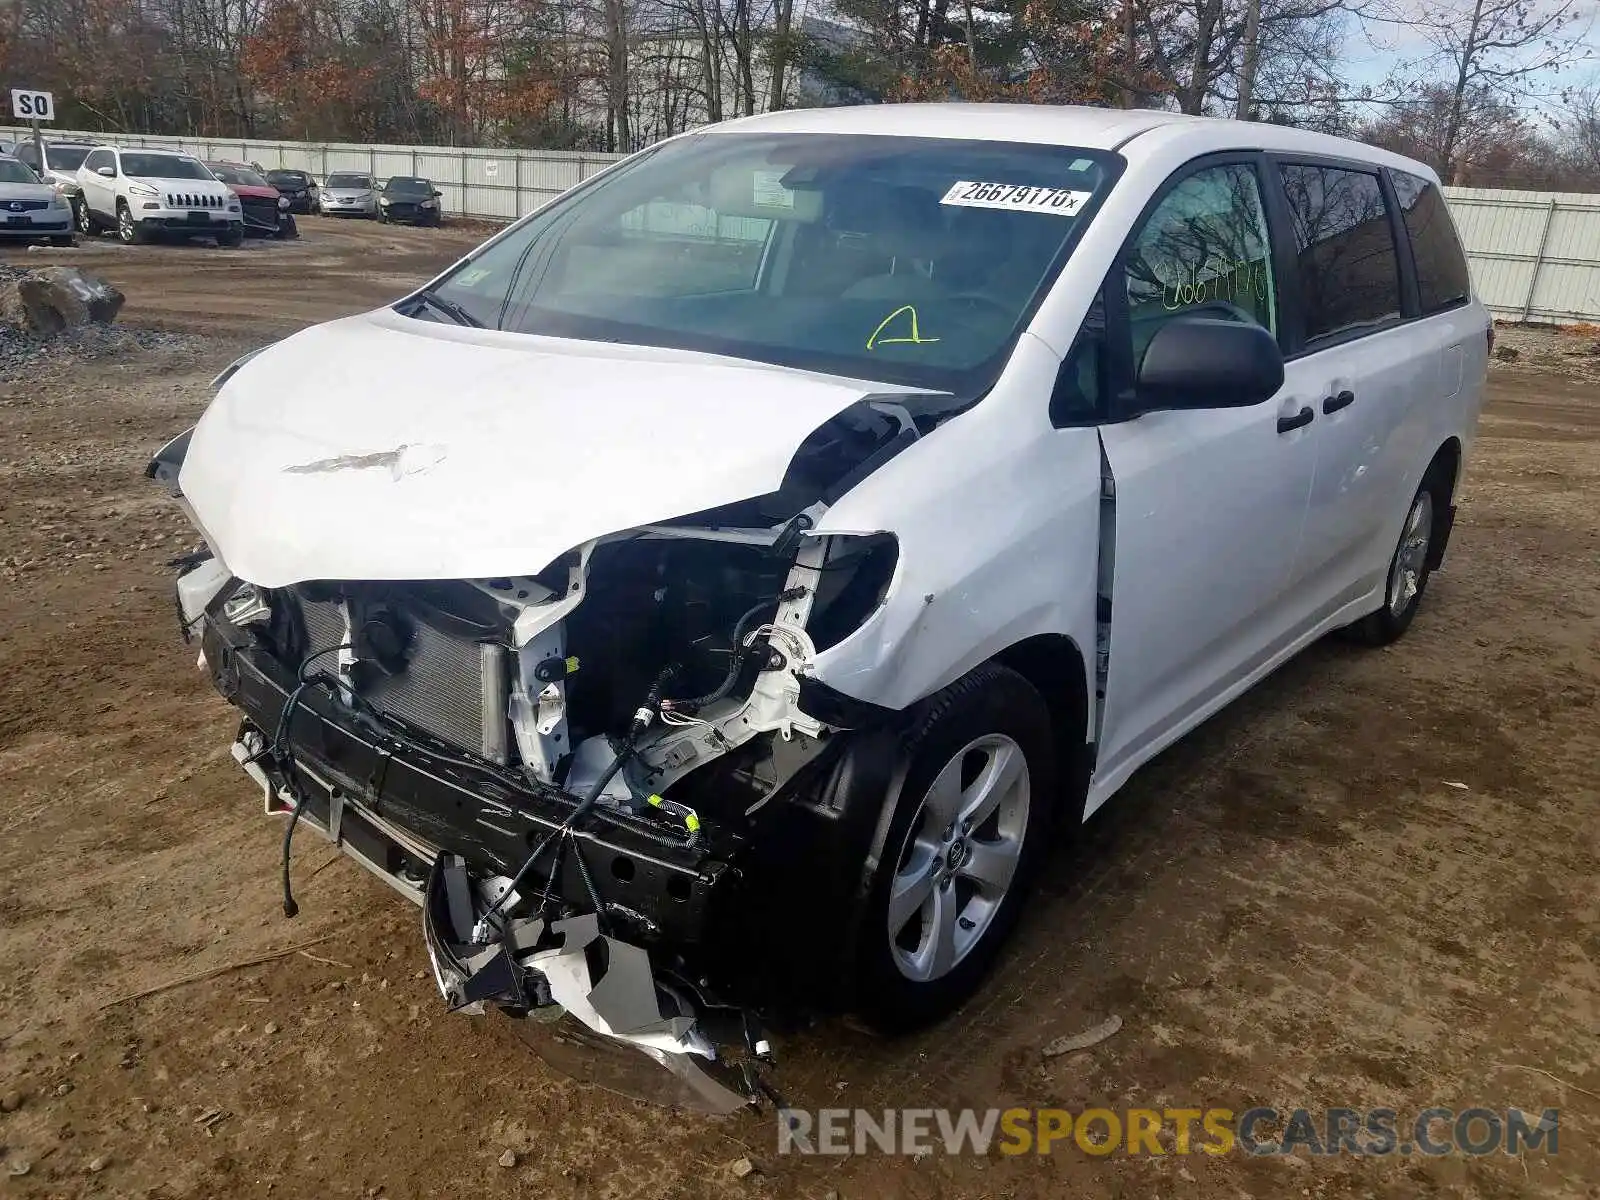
887, 733, 1031, 983
1387, 490, 1434, 616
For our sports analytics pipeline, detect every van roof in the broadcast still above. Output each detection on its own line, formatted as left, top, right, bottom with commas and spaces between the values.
710, 103, 1438, 182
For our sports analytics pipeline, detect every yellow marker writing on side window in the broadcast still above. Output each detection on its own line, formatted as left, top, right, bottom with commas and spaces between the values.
866, 305, 941, 351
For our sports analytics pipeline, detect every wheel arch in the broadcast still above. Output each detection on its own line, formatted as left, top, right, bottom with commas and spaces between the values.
990, 633, 1093, 824
1428, 436, 1462, 495
1422, 436, 1462, 570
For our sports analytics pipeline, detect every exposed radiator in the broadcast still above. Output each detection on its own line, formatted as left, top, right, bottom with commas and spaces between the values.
295, 596, 509, 764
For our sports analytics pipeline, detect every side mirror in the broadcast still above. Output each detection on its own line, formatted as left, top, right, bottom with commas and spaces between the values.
1133, 317, 1284, 413
432, 189, 442, 198
96, 165, 115, 178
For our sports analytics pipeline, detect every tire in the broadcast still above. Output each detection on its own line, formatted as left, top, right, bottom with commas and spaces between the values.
116, 202, 145, 245
49, 235, 75, 248
218, 226, 243, 248
1346, 468, 1450, 646
74, 198, 94, 236
854, 663, 1056, 1031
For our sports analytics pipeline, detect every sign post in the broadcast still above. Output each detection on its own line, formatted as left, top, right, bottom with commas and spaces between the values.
9, 89, 56, 168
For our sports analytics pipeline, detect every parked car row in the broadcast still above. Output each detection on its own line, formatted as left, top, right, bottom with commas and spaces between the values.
2, 138, 448, 248
315, 171, 447, 224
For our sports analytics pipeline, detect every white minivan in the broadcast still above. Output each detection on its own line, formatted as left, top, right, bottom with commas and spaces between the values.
150, 104, 1487, 1108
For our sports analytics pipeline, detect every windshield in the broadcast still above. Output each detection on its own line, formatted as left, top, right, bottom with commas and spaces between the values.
123, 153, 214, 181
0, 158, 40, 184
327, 173, 370, 189
269, 170, 309, 186
385, 177, 432, 195
211, 164, 268, 187
45, 146, 91, 171
422, 133, 1116, 391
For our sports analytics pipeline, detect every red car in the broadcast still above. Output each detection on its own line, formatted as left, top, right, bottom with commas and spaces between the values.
206, 161, 298, 239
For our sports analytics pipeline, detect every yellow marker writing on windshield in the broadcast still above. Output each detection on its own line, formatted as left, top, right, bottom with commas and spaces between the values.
866, 305, 940, 351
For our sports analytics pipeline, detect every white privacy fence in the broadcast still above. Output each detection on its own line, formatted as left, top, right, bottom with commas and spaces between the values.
7, 126, 1600, 323
1445, 188, 1600, 324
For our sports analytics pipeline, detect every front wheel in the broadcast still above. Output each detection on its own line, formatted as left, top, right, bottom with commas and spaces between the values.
855, 664, 1056, 1031
1346, 473, 1446, 646
218, 226, 243, 248
116, 203, 144, 245
49, 235, 75, 248
74, 199, 94, 236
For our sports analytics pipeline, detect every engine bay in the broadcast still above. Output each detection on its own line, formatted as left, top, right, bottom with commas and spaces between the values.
234, 524, 896, 841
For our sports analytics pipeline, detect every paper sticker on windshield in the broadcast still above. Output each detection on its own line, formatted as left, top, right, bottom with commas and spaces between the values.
752, 169, 795, 209
941, 181, 1090, 215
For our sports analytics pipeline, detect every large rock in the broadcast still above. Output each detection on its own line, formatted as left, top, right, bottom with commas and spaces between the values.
0, 266, 124, 336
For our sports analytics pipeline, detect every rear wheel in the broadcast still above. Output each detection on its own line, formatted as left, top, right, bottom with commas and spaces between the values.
855, 664, 1056, 1031
1346, 470, 1448, 646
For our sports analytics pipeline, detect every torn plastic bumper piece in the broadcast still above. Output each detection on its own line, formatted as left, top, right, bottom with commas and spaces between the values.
422, 855, 773, 1115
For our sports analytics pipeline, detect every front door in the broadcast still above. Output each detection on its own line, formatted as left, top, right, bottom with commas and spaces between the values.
81, 150, 115, 216
1089, 158, 1320, 804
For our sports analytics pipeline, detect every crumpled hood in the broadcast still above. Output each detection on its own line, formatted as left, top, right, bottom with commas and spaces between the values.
181, 311, 899, 587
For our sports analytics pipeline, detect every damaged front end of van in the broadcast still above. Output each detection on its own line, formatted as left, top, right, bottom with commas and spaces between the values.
146, 315, 961, 1112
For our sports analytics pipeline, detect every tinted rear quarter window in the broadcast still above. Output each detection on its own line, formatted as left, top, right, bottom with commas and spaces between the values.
1391, 170, 1471, 315
1278, 164, 1402, 343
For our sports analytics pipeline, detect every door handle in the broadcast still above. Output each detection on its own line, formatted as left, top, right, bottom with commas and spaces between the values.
1322, 390, 1355, 414
1277, 406, 1314, 434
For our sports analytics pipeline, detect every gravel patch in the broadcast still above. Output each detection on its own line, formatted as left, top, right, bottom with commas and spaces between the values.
0, 322, 198, 375
1, 261, 195, 375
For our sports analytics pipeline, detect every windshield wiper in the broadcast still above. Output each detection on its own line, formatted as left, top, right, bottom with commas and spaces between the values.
400, 289, 483, 328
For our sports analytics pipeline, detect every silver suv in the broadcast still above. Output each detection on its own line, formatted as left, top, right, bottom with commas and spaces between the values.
13, 139, 95, 228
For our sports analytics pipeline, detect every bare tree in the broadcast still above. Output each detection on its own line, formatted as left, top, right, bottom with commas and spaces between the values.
1135, 0, 1353, 117
1367, 0, 1594, 183
1554, 79, 1600, 178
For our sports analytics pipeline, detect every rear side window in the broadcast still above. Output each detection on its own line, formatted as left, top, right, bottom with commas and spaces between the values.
1391, 170, 1471, 314
1277, 165, 1401, 343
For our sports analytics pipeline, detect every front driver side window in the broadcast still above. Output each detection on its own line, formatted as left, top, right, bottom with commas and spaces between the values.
1122, 163, 1277, 369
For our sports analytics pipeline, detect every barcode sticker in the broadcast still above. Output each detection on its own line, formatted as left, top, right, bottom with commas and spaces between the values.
940, 181, 1091, 215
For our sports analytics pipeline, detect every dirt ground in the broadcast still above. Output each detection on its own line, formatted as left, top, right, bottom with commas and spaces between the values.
1, 221, 1597, 1200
